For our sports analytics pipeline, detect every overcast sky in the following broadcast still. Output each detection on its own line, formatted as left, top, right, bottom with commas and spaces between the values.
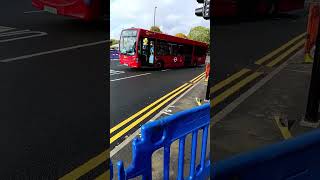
110, 0, 210, 39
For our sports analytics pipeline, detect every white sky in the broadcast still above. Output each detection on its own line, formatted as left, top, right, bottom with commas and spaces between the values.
110, 0, 209, 39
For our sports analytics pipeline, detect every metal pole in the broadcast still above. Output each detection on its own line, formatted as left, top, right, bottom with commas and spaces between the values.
304, 18, 320, 123
154, 6, 157, 27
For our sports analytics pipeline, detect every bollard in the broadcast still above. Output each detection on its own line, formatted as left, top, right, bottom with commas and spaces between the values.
205, 63, 210, 82
304, 3, 320, 63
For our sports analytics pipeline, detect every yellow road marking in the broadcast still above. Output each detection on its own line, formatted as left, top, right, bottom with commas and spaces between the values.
255, 32, 306, 65
62, 72, 204, 179
110, 83, 189, 134
266, 39, 305, 67
95, 171, 109, 180
274, 116, 292, 139
196, 98, 202, 106
211, 72, 263, 107
59, 150, 108, 180
210, 68, 251, 94
192, 73, 205, 84
190, 72, 205, 83
110, 84, 193, 144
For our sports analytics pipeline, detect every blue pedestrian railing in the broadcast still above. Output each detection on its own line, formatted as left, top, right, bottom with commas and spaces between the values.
212, 129, 320, 179
112, 103, 210, 180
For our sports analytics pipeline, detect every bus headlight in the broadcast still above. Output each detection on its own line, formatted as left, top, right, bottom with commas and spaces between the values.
136, 58, 139, 62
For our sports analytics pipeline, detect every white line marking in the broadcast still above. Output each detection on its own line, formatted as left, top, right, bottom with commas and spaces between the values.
0, 31, 47, 43
110, 73, 151, 82
162, 111, 172, 115
212, 49, 303, 126
0, 26, 15, 33
24, 10, 44, 14
0, 40, 108, 63
161, 69, 170, 72
110, 76, 204, 157
110, 69, 125, 76
0, 30, 31, 37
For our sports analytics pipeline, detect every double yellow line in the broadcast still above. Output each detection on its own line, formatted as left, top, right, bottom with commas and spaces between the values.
210, 32, 307, 108
210, 68, 263, 108
255, 32, 306, 67
110, 72, 205, 144
59, 72, 205, 180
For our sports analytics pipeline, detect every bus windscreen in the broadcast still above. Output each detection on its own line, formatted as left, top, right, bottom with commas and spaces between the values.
119, 30, 137, 56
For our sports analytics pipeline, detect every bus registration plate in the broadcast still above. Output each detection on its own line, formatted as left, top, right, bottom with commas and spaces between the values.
44, 6, 57, 14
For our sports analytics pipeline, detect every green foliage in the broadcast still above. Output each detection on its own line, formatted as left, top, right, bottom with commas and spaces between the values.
150, 26, 162, 33
187, 26, 210, 44
175, 33, 188, 39
110, 39, 119, 46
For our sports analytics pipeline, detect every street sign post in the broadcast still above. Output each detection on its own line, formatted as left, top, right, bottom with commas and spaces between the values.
302, 18, 320, 127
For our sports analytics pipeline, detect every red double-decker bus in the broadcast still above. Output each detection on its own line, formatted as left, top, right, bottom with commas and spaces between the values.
31, 0, 106, 21
214, 0, 305, 17
119, 28, 208, 69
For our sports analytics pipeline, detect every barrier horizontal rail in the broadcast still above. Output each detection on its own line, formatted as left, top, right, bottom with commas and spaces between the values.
111, 103, 210, 180
212, 129, 320, 179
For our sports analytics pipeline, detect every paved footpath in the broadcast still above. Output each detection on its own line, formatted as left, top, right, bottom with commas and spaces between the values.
211, 48, 319, 162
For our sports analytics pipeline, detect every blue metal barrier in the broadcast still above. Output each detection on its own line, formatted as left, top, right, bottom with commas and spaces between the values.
212, 129, 320, 180
115, 103, 210, 180
110, 160, 113, 180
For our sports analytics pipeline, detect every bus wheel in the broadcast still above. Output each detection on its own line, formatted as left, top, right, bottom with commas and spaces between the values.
155, 61, 163, 69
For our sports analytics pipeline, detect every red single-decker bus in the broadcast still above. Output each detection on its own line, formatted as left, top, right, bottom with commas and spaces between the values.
119, 28, 208, 69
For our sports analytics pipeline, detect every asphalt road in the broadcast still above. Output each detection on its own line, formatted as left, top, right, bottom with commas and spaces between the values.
211, 11, 307, 86
110, 60, 206, 146
0, 1, 107, 179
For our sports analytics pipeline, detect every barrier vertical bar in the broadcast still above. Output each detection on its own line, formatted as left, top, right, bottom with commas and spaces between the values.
304, 18, 320, 124
163, 144, 171, 180
189, 130, 198, 177
117, 161, 126, 180
200, 126, 209, 170
142, 159, 152, 180
110, 160, 113, 180
178, 137, 186, 179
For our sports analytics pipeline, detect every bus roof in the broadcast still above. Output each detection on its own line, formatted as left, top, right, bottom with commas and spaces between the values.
122, 28, 209, 48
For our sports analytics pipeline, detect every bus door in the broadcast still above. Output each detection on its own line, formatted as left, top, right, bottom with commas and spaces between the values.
184, 45, 193, 66
140, 37, 155, 67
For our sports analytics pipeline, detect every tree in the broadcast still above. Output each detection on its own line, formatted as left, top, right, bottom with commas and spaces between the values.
175, 33, 188, 39
187, 26, 210, 44
150, 26, 162, 33
110, 39, 119, 46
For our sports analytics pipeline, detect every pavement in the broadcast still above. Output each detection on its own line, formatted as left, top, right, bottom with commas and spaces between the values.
110, 65, 210, 179
0, 1, 107, 179
211, 47, 320, 162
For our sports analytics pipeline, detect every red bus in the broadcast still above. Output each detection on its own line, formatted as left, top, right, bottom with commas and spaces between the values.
31, 0, 106, 21
214, 0, 305, 17
119, 28, 208, 69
